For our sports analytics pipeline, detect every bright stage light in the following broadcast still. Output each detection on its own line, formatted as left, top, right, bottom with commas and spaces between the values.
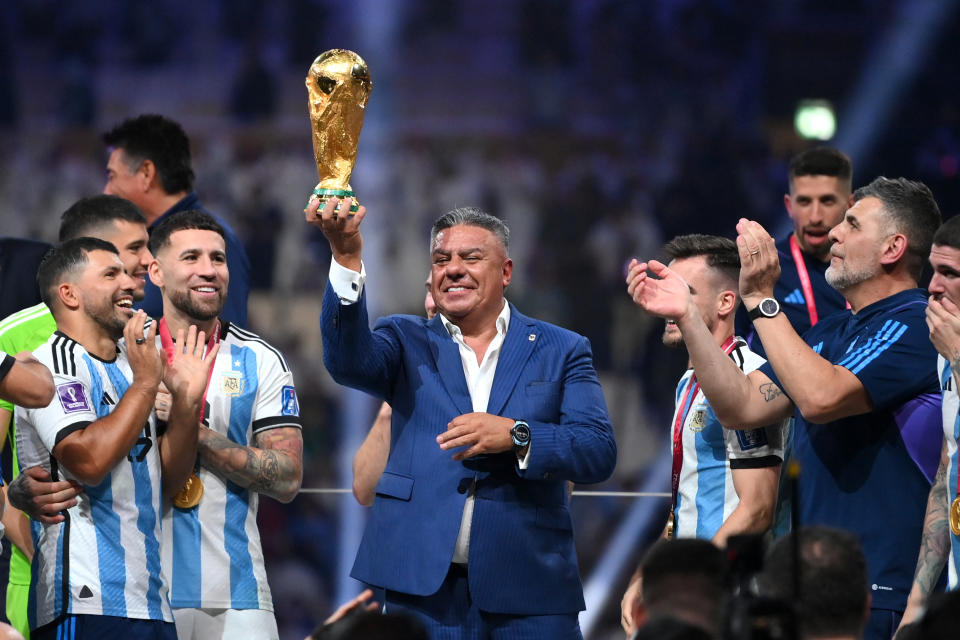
794, 100, 836, 140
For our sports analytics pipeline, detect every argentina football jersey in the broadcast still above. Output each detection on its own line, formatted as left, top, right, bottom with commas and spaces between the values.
161, 323, 301, 612
673, 338, 788, 540
15, 332, 172, 629
939, 355, 960, 590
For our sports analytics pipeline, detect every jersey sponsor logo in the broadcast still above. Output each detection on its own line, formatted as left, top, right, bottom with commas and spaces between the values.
282, 385, 299, 416
220, 371, 245, 396
689, 407, 707, 432
735, 428, 768, 451
57, 382, 91, 413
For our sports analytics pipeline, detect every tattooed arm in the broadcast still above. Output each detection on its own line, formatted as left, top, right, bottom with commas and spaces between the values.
626, 257, 795, 428
899, 440, 950, 631
196, 426, 303, 503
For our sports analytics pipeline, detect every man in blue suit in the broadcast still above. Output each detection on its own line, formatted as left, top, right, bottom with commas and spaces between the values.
307, 196, 617, 639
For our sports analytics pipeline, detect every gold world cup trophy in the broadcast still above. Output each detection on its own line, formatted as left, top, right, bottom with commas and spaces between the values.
306, 49, 372, 215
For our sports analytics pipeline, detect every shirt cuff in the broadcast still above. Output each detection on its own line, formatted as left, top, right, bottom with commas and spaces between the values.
517, 443, 531, 470
328, 257, 366, 304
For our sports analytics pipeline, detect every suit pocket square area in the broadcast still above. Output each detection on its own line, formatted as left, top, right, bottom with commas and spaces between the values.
526, 380, 561, 395
375, 471, 414, 501
535, 506, 573, 531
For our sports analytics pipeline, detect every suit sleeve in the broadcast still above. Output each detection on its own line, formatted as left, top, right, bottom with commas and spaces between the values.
519, 335, 616, 485
320, 283, 402, 401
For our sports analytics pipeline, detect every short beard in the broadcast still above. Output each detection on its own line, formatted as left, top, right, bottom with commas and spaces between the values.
825, 261, 879, 291
662, 325, 683, 348
85, 298, 126, 342
168, 288, 222, 322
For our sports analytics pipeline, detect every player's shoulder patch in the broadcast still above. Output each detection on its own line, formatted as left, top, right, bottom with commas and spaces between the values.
57, 382, 91, 414
735, 427, 768, 451
281, 385, 299, 416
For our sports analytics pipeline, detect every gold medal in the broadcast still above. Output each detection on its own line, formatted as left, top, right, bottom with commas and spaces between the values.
665, 510, 675, 540
951, 496, 960, 536
173, 472, 204, 509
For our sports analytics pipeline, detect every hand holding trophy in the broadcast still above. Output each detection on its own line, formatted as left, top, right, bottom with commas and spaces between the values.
305, 49, 372, 217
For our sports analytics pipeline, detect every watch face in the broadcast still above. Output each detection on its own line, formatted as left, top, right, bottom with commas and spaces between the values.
760, 298, 779, 316
512, 423, 531, 446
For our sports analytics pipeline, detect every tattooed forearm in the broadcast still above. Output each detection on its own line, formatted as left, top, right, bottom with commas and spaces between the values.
759, 383, 784, 402
913, 445, 951, 597
197, 427, 304, 503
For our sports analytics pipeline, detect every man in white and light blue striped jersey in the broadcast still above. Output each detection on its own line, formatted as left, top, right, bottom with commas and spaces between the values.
622, 234, 788, 631
15, 237, 214, 639
148, 210, 303, 640
648, 235, 787, 544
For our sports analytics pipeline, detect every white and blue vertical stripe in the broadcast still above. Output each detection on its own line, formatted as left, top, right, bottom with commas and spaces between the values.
164, 329, 292, 612
20, 338, 172, 630
940, 356, 960, 590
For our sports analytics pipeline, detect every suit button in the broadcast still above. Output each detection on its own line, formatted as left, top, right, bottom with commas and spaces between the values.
543, 472, 552, 480
457, 478, 471, 494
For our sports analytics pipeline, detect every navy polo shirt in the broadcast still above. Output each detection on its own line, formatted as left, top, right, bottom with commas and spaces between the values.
760, 288, 941, 611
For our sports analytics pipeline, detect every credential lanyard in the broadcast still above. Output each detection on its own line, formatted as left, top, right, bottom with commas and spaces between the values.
158, 317, 221, 421
789, 235, 849, 328
670, 335, 739, 510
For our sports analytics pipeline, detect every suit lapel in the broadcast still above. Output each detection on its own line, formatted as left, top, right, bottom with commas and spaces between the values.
487, 305, 538, 416
427, 316, 473, 416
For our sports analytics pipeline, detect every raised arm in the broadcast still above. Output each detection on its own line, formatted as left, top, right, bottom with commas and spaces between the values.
54, 312, 161, 485
305, 195, 365, 273
736, 220, 873, 422
0, 351, 54, 408
196, 426, 303, 503
626, 258, 794, 428
353, 401, 392, 506
158, 325, 220, 498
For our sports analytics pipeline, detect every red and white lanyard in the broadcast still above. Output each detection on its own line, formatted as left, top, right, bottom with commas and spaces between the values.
670, 335, 739, 510
789, 235, 849, 328
158, 317, 221, 421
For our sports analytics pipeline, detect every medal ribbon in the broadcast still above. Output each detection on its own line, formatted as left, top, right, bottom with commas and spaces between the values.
790, 235, 850, 328
670, 335, 740, 511
158, 317, 221, 422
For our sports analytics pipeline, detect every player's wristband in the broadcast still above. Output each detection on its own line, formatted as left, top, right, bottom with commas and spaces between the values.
0, 352, 15, 381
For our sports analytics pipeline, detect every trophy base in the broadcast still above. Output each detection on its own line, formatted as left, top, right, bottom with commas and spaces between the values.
312, 187, 360, 215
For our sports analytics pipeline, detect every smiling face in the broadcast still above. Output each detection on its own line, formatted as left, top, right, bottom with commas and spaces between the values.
430, 224, 512, 327
786, 174, 851, 260
929, 244, 960, 304
150, 228, 228, 324
76, 249, 137, 341
96, 219, 152, 301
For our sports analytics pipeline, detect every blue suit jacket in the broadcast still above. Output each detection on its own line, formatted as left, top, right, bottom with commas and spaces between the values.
321, 285, 616, 615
